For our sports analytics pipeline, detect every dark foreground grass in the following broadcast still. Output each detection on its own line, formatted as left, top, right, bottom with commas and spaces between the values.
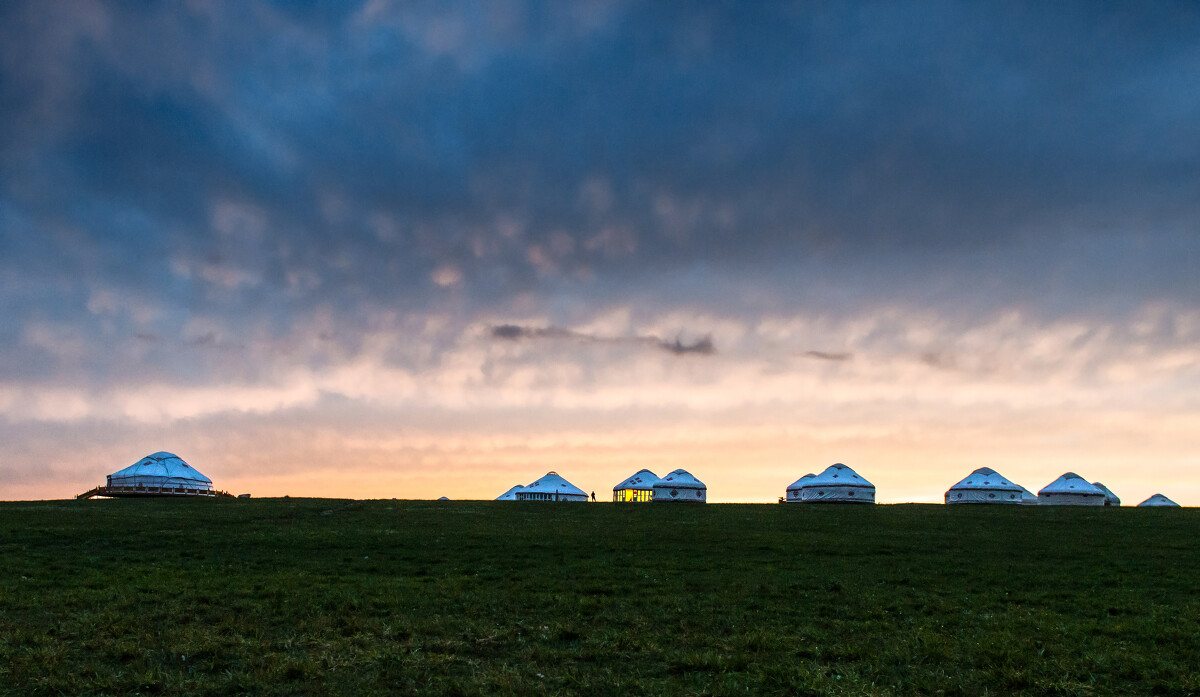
1, 499, 1198, 696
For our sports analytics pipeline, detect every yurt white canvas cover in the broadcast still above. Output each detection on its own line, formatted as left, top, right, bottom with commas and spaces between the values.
785, 474, 815, 502
652, 469, 706, 502
496, 485, 525, 501
613, 469, 659, 502
105, 452, 214, 496
1037, 473, 1105, 506
945, 467, 1024, 504
514, 472, 588, 502
797, 463, 875, 503
1137, 494, 1181, 507
1092, 482, 1121, 506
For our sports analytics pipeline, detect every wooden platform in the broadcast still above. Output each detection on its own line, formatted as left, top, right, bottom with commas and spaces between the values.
77, 486, 234, 500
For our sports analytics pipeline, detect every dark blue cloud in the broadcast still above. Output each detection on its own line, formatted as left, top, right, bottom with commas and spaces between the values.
2, 0, 1199, 388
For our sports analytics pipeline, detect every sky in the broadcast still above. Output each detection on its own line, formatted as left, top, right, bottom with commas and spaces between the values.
2, 0, 1199, 504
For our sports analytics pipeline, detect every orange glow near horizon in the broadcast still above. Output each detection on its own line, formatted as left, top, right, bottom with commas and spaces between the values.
10, 413, 1198, 507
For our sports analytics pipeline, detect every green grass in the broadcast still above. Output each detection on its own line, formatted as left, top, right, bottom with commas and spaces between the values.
1, 499, 1198, 696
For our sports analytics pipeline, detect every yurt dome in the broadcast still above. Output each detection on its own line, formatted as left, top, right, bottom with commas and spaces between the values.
1137, 493, 1181, 507
796, 463, 875, 503
1092, 482, 1121, 506
652, 469, 706, 502
514, 472, 588, 502
1037, 473, 1105, 506
93, 451, 215, 497
495, 484, 525, 501
945, 467, 1024, 504
613, 469, 660, 502
784, 474, 815, 502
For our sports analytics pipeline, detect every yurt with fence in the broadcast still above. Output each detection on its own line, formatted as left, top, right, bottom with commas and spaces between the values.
613, 469, 659, 502
1137, 493, 1181, 507
78, 451, 218, 499
785, 473, 815, 502
794, 463, 875, 503
945, 467, 1024, 504
514, 472, 588, 502
652, 469, 706, 503
1037, 473, 1106, 506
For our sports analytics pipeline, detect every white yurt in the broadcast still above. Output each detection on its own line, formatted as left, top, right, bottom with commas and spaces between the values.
495, 485, 525, 501
104, 451, 215, 496
1037, 473, 1105, 505
1092, 482, 1121, 506
652, 469, 706, 503
1019, 486, 1039, 505
613, 469, 660, 502
784, 474, 815, 502
1137, 493, 1181, 507
795, 463, 875, 503
944, 467, 1024, 504
514, 472, 588, 502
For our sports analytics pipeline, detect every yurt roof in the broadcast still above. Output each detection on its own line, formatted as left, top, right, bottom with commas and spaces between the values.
653, 469, 706, 490
787, 473, 816, 490
521, 471, 587, 497
110, 451, 212, 484
1137, 493, 1181, 507
613, 469, 660, 491
947, 467, 1023, 492
1038, 472, 1104, 496
496, 484, 525, 500
806, 463, 873, 489
1092, 482, 1121, 505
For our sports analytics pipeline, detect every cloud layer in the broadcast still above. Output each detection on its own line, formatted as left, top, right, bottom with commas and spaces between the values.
2, 1, 1199, 503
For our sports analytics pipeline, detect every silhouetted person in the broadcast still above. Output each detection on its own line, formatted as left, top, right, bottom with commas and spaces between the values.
590, 491, 596, 501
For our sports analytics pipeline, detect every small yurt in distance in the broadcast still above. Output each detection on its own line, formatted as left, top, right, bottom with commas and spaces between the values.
496, 485, 524, 501
785, 474, 815, 502
1092, 482, 1121, 506
796, 463, 875, 503
1137, 493, 1181, 507
613, 469, 659, 502
79, 451, 216, 498
514, 472, 588, 502
652, 469, 706, 503
1037, 473, 1105, 506
945, 467, 1024, 504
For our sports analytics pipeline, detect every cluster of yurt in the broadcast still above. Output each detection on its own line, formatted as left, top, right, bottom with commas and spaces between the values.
944, 467, 1179, 507
496, 464, 1183, 507
785, 463, 875, 503
611, 468, 709, 503
497, 468, 709, 503
78, 451, 220, 499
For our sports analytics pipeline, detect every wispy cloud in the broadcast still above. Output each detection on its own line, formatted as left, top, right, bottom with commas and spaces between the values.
490, 324, 715, 356
802, 350, 853, 362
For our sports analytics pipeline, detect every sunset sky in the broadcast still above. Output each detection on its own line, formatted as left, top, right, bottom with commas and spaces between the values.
2, 1, 1199, 504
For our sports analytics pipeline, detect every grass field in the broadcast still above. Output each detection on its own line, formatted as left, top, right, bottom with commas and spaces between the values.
1, 498, 1198, 696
